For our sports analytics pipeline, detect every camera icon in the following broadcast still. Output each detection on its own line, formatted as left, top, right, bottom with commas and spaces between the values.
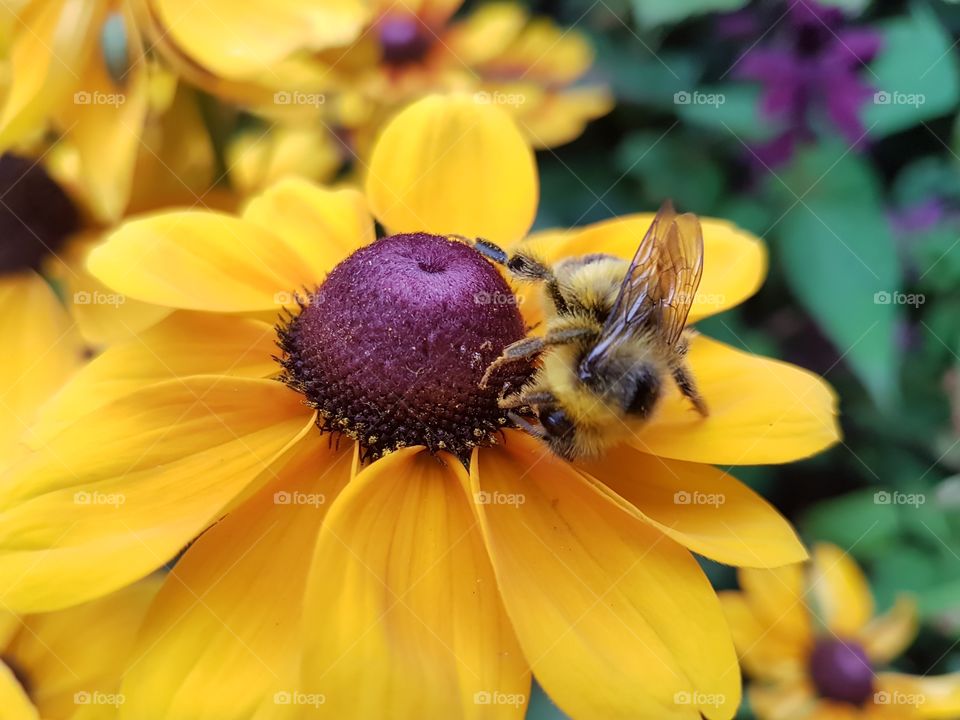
274, 491, 291, 505
874, 291, 891, 305
874, 91, 891, 105
674, 691, 692, 705
273, 691, 291, 705
73, 491, 91, 505
673, 91, 691, 105
73, 91, 91, 105
473, 691, 491, 705
273, 91, 291, 105
874, 691, 891, 705
74, 290, 92, 305
874, 490, 891, 505
673, 490, 691, 505
74, 691, 91, 705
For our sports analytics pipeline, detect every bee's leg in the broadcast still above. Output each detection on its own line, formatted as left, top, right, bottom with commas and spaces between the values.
671, 361, 708, 417
447, 235, 510, 266
500, 389, 556, 410
480, 327, 595, 388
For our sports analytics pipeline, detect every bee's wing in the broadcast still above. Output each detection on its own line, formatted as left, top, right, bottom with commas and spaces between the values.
580, 201, 704, 375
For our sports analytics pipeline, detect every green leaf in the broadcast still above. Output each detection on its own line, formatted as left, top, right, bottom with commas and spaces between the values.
675, 85, 781, 142
771, 143, 902, 407
525, 683, 569, 720
801, 490, 901, 559
863, 5, 960, 138
617, 131, 724, 212
630, 0, 748, 27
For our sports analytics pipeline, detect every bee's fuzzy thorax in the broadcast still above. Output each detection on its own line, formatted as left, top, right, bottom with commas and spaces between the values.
277, 232, 533, 463
0, 153, 78, 275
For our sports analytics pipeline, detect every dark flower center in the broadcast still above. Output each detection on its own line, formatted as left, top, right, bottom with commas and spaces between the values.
809, 637, 875, 706
378, 15, 433, 66
0, 154, 79, 276
278, 233, 531, 462
2, 655, 31, 699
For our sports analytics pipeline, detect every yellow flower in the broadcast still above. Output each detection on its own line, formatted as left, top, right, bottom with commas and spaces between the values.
0, 96, 838, 719
0, 576, 159, 720
721, 543, 960, 720
318, 0, 613, 151
0, 0, 152, 223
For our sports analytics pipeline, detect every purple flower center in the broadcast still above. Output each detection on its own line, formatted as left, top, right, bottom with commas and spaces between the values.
809, 637, 875, 706
278, 233, 531, 462
0, 154, 78, 275
378, 15, 432, 66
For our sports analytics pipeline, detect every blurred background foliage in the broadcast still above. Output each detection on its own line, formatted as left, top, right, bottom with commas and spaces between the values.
507, 0, 960, 717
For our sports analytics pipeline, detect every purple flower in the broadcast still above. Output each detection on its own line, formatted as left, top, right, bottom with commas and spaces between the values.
733, 0, 882, 167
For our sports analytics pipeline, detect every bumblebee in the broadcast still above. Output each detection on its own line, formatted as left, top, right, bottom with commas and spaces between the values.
464, 200, 708, 459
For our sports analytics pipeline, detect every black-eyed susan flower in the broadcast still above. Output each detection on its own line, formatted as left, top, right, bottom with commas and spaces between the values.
0, 577, 159, 719
721, 543, 960, 720
0, 0, 152, 223
317, 0, 613, 152
0, 96, 838, 719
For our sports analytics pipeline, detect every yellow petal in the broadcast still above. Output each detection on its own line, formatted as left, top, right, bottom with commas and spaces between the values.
29, 312, 279, 444
513, 86, 614, 149
241, 179, 374, 275
227, 125, 342, 196
874, 673, 960, 718
719, 592, 807, 683
0, 0, 105, 147
528, 213, 768, 323
150, 0, 369, 80
0, 272, 82, 456
300, 447, 529, 718
375, 0, 464, 25
0, 663, 38, 720
809, 544, 874, 637
484, 16, 593, 85
861, 595, 918, 665
0, 377, 311, 612
88, 207, 333, 312
119, 433, 352, 720
579, 443, 807, 567
8, 577, 160, 719
747, 679, 816, 720
629, 335, 840, 465
58, 5, 148, 222
445, 3, 526, 65
366, 94, 538, 245
472, 431, 740, 720
737, 565, 813, 651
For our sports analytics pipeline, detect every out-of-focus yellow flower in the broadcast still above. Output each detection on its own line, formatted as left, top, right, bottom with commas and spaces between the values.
317, 0, 613, 152
0, 95, 837, 720
721, 543, 960, 720
0, 577, 159, 720
0, 1, 152, 223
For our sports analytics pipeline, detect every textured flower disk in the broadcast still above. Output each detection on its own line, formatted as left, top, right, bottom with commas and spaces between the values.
0, 96, 841, 720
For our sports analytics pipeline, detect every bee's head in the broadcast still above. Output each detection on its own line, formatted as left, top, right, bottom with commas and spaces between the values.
536, 405, 579, 460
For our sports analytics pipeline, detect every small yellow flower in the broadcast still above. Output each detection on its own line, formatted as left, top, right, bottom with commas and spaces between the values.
0, 577, 159, 720
721, 543, 960, 720
0, 96, 838, 719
